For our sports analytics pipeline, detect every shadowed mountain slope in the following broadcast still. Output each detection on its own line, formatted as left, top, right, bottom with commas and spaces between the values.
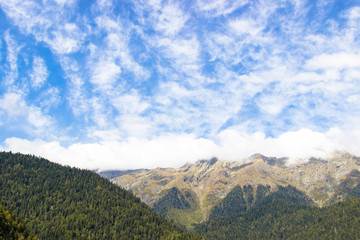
195, 197, 360, 240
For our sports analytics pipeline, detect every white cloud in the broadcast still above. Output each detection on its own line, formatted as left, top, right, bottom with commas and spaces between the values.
196, 0, 248, 17
111, 91, 149, 115
134, 1, 202, 79
37, 87, 61, 112
87, 16, 149, 91
95, 15, 121, 32
229, 18, 263, 36
151, 36, 201, 85
89, 129, 122, 142
154, 3, 188, 36
115, 114, 152, 138
135, 0, 188, 37
347, 94, 360, 104
215, 127, 360, 164
96, 0, 113, 11
3, 31, 22, 87
0, 92, 53, 132
30, 56, 49, 88
54, 0, 75, 7
0, 0, 83, 55
88, 97, 110, 128
346, 6, 360, 26
157, 37, 199, 64
3, 127, 360, 170
151, 80, 243, 136
344, 69, 360, 82
90, 60, 121, 87
0, 0, 45, 33
0, 92, 26, 116
58, 56, 90, 117
1, 135, 217, 170
306, 53, 360, 70
48, 32, 81, 54
106, 33, 150, 80
204, 9, 274, 67
256, 94, 287, 115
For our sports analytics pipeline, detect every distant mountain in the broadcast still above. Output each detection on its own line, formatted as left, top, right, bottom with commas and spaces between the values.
97, 169, 145, 179
112, 151, 360, 229
0, 151, 201, 240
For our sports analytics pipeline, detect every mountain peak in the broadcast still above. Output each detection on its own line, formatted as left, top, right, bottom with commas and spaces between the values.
250, 153, 288, 167
196, 157, 218, 166
249, 153, 266, 160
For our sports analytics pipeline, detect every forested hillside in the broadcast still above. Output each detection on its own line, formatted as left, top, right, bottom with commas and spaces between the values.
152, 187, 202, 230
0, 152, 201, 240
209, 185, 313, 220
195, 189, 360, 239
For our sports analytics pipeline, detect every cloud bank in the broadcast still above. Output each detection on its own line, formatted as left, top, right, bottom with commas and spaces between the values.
2, 127, 360, 171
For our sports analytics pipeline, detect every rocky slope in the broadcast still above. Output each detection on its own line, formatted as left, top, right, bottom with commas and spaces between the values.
111, 151, 360, 228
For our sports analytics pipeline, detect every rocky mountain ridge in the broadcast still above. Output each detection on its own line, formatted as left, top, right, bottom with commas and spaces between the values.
111, 151, 360, 227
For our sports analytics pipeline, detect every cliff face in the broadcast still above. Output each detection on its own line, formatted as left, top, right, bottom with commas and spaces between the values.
111, 152, 360, 228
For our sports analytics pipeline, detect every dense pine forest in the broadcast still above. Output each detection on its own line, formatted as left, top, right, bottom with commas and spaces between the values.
194, 185, 360, 239
0, 152, 201, 240
0, 203, 38, 240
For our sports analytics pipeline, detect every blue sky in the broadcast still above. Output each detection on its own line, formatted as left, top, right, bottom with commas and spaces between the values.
0, 0, 360, 170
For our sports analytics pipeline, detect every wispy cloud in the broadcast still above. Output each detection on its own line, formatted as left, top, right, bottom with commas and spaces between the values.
1, 0, 360, 169
3, 31, 22, 87
0, 93, 53, 134
196, 0, 249, 17
29, 56, 49, 89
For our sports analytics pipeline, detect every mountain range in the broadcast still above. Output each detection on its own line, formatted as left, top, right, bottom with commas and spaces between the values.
2, 151, 360, 239
111, 151, 360, 230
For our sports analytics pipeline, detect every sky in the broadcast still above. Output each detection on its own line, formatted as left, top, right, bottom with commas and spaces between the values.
0, 0, 360, 170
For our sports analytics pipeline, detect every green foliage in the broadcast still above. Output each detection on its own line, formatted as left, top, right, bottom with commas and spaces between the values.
328, 169, 360, 205
162, 203, 203, 232
0, 204, 38, 240
265, 185, 314, 205
153, 187, 192, 215
253, 184, 271, 205
243, 185, 254, 207
209, 184, 311, 221
152, 188, 202, 231
195, 185, 360, 240
0, 152, 201, 240
209, 185, 247, 220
